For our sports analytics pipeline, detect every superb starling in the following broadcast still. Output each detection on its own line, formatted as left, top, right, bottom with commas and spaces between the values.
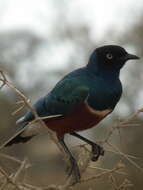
1, 45, 139, 182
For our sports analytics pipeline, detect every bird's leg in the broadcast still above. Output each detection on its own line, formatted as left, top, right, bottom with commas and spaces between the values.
70, 132, 104, 161
59, 138, 81, 183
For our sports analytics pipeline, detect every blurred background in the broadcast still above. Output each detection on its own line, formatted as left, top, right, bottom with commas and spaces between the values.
0, 0, 143, 189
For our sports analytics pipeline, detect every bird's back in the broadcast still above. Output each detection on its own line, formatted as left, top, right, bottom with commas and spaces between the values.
54, 67, 122, 111
21, 66, 122, 125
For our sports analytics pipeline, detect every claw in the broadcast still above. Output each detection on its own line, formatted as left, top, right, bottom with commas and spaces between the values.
91, 144, 104, 161
70, 133, 105, 163
59, 139, 81, 184
65, 157, 81, 183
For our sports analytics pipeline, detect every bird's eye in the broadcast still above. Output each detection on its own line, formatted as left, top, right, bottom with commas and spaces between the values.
106, 53, 113, 60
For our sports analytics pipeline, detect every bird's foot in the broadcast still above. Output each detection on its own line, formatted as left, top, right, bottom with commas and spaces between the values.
66, 157, 81, 184
91, 144, 104, 161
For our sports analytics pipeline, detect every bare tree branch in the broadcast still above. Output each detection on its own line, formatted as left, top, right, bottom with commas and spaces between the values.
0, 70, 143, 190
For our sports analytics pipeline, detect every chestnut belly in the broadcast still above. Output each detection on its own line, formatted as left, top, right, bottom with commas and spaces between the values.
44, 103, 112, 138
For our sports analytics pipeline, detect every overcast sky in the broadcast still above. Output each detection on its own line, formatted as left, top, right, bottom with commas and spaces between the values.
0, 0, 142, 113
0, 0, 143, 39
0, 0, 142, 73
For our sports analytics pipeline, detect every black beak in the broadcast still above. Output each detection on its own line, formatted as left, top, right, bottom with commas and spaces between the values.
124, 53, 140, 61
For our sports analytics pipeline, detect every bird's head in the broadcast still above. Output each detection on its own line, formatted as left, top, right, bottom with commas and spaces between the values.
87, 45, 139, 78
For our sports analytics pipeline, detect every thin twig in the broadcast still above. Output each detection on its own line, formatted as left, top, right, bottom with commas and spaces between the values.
0, 70, 143, 190
80, 162, 125, 183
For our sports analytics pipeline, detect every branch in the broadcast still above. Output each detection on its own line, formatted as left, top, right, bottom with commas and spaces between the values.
0, 70, 142, 190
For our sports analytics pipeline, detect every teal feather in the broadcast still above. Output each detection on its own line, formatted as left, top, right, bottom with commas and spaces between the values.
3, 45, 139, 146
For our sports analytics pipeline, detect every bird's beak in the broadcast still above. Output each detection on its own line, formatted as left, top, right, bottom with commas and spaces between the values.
123, 53, 140, 61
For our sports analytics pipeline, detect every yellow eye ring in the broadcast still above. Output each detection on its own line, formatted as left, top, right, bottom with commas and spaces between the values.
106, 53, 113, 59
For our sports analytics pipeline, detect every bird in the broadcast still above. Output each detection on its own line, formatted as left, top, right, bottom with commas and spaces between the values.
0, 45, 139, 183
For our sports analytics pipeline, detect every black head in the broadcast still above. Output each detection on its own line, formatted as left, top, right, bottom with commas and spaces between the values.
95, 45, 139, 70
87, 45, 139, 79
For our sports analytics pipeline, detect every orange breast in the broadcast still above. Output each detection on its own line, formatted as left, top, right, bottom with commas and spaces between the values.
44, 103, 112, 139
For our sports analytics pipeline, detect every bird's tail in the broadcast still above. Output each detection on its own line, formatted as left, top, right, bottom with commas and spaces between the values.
0, 114, 63, 150
0, 125, 34, 150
